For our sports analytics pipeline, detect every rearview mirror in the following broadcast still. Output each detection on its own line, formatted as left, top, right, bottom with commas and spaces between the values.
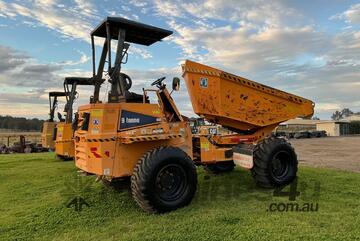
172, 77, 180, 91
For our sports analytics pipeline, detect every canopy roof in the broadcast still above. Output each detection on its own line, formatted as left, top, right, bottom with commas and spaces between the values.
49, 91, 67, 97
64, 77, 95, 86
91, 17, 173, 46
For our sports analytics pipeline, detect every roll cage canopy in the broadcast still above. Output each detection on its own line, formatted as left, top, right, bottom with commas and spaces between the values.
91, 17, 173, 45
63, 77, 104, 123
49, 91, 67, 97
64, 77, 95, 86
90, 17, 173, 103
48, 91, 68, 122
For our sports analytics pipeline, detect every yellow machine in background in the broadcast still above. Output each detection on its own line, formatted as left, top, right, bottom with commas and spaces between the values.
41, 122, 57, 150
41, 91, 67, 151
72, 17, 314, 213
55, 77, 98, 160
55, 122, 74, 159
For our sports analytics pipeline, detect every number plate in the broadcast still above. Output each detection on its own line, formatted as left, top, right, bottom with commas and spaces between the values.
233, 152, 254, 169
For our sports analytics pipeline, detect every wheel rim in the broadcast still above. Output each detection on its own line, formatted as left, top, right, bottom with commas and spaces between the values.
155, 164, 187, 202
270, 151, 291, 181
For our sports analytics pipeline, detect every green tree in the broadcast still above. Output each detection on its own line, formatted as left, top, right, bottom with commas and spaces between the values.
331, 108, 355, 120
0, 115, 44, 131
331, 110, 342, 120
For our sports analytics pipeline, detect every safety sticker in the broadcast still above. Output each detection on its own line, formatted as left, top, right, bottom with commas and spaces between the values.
91, 109, 104, 117
200, 142, 209, 151
208, 127, 217, 135
91, 128, 99, 134
180, 128, 185, 136
103, 168, 110, 175
152, 109, 161, 115
200, 77, 208, 88
152, 128, 164, 134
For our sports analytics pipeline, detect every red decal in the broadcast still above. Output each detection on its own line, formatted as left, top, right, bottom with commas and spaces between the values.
90, 147, 101, 158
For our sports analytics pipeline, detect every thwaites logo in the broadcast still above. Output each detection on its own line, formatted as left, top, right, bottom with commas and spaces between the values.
121, 117, 140, 124
119, 110, 159, 130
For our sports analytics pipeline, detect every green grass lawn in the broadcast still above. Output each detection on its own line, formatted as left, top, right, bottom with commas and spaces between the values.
0, 153, 359, 241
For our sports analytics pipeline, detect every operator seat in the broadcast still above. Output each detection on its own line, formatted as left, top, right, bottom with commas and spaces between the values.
116, 72, 149, 103
125, 91, 148, 103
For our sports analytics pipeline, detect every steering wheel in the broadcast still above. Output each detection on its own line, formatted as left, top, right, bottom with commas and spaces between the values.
120, 73, 132, 90
151, 76, 166, 87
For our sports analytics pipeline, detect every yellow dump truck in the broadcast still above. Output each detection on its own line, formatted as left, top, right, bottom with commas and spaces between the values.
72, 17, 314, 213
41, 91, 67, 150
54, 77, 99, 160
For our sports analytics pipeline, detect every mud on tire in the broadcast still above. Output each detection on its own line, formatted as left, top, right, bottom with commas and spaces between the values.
131, 146, 197, 213
251, 137, 298, 188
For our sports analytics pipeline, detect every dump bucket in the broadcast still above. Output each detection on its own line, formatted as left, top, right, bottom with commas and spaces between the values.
182, 60, 314, 132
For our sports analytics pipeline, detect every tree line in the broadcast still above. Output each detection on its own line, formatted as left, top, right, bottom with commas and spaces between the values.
0, 115, 44, 131
331, 108, 360, 134
0, 108, 359, 132
331, 108, 360, 121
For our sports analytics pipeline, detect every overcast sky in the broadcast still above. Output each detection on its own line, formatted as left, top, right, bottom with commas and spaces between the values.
0, 0, 359, 120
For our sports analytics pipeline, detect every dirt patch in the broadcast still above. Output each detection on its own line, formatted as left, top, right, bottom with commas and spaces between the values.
290, 136, 360, 173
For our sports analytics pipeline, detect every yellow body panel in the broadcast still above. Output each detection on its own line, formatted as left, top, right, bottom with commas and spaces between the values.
55, 122, 75, 158
75, 101, 192, 178
41, 121, 57, 149
198, 136, 232, 163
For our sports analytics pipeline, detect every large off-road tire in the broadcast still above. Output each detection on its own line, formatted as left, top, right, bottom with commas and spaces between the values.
131, 146, 197, 213
204, 161, 235, 174
251, 137, 298, 188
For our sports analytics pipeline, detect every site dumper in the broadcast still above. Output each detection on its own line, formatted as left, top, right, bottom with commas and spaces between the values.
74, 17, 314, 213
55, 77, 99, 160
41, 91, 68, 150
